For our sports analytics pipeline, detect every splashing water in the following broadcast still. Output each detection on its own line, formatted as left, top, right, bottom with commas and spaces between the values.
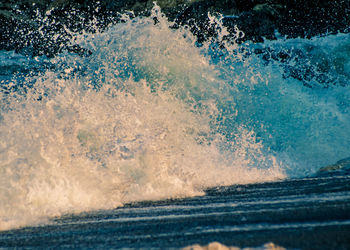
1, 6, 350, 230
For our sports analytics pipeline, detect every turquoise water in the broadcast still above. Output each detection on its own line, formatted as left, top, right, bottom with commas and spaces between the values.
0, 6, 350, 247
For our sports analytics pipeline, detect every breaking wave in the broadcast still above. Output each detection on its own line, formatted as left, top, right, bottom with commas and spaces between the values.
1, 6, 349, 230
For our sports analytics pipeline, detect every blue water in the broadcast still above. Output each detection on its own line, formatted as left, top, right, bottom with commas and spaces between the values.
0, 6, 350, 248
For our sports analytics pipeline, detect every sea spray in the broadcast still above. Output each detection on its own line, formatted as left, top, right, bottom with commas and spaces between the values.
1, 6, 350, 231
0, 7, 284, 231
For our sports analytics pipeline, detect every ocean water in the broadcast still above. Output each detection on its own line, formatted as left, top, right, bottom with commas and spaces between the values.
0, 6, 350, 249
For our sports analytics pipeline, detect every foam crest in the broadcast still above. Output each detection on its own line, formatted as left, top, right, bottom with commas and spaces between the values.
0, 77, 282, 230
0, 9, 285, 230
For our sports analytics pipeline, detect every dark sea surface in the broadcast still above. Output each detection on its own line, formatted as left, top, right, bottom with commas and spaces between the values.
1, 173, 350, 249
1, 5, 350, 249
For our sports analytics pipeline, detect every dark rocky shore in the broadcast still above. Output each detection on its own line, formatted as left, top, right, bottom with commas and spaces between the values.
1, 0, 349, 57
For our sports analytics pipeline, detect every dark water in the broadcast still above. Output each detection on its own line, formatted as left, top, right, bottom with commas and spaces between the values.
1, 5, 350, 249
1, 173, 350, 249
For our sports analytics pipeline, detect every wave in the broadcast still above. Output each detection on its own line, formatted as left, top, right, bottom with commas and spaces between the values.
0, 6, 349, 230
